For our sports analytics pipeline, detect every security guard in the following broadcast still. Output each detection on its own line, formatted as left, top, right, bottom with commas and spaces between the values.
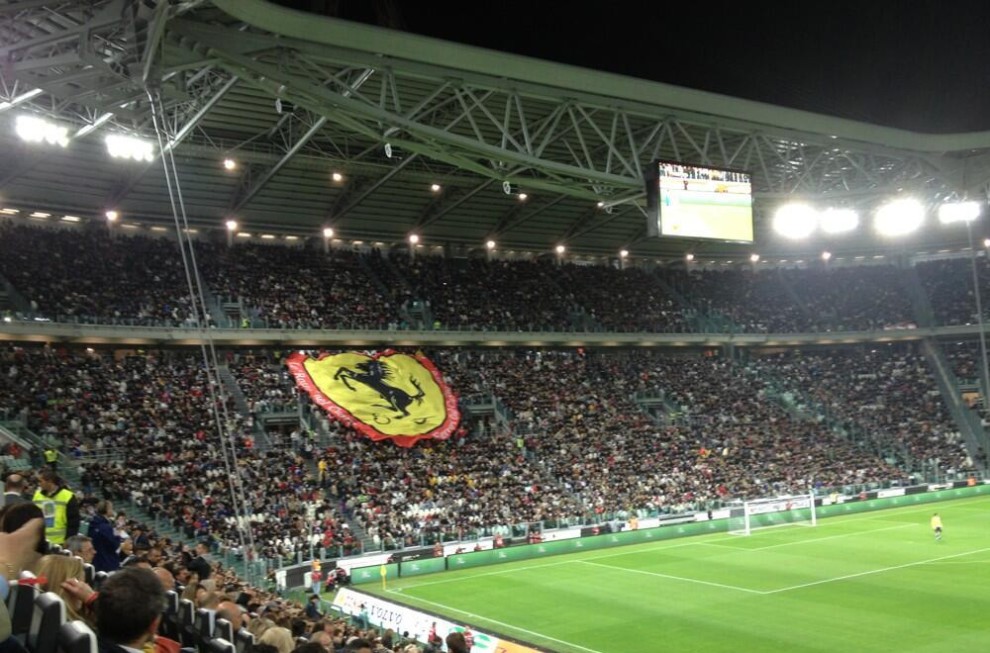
32, 468, 80, 545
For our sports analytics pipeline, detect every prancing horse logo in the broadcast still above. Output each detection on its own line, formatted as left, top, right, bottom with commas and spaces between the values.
333, 360, 425, 418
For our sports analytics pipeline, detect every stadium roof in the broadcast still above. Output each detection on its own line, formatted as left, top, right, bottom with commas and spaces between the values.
2, 0, 990, 259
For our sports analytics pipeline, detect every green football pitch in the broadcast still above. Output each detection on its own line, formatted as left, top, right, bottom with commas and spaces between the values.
371, 496, 990, 652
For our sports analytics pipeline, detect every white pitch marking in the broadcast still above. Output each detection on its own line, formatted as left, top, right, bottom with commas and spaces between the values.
577, 559, 764, 594
762, 546, 990, 594
385, 589, 607, 653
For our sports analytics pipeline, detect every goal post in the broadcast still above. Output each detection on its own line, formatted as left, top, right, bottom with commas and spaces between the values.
728, 492, 817, 536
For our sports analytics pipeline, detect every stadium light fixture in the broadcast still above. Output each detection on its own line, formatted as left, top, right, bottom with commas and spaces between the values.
597, 201, 605, 208
750, 253, 760, 263
105, 133, 154, 162
619, 249, 629, 258
225, 219, 238, 231
223, 158, 237, 171
430, 183, 442, 192
331, 172, 343, 182
408, 233, 420, 245
15, 115, 69, 147
322, 227, 334, 239
772, 203, 818, 239
875, 198, 924, 236
938, 200, 982, 224
486, 239, 496, 250
555, 244, 565, 254
0, 88, 43, 113
984, 238, 990, 249
105, 210, 119, 222
74, 113, 114, 140
820, 208, 859, 234
822, 251, 832, 261
685, 253, 694, 262
518, 193, 528, 201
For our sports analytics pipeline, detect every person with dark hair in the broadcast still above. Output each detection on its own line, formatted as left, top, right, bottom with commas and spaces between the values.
0, 501, 47, 560
32, 468, 79, 545
89, 500, 121, 573
95, 567, 167, 652
187, 541, 213, 580
292, 644, 326, 653
345, 639, 372, 653
445, 632, 469, 653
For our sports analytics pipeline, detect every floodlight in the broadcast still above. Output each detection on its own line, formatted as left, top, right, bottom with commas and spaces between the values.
0, 88, 42, 112
985, 238, 990, 249
750, 253, 760, 263
555, 244, 565, 254
772, 203, 818, 239
820, 208, 859, 234
74, 113, 113, 139
938, 201, 981, 224
322, 227, 334, 239
685, 253, 694, 262
408, 233, 420, 244
105, 210, 119, 222
822, 251, 832, 261
875, 199, 924, 236
225, 219, 238, 231
15, 115, 69, 147
430, 183, 441, 192
486, 240, 496, 250
331, 172, 343, 182
597, 201, 605, 208
223, 158, 237, 171
518, 193, 528, 201
619, 249, 629, 258
105, 133, 154, 162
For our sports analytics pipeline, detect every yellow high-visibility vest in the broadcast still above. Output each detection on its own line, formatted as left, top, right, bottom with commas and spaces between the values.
33, 487, 73, 544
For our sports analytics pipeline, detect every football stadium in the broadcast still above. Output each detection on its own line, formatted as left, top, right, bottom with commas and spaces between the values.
0, 2, 989, 653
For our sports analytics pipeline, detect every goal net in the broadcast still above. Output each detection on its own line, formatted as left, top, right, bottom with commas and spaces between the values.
728, 493, 817, 536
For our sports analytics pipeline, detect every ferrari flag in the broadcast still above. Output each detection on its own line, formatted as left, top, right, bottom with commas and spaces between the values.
287, 350, 460, 447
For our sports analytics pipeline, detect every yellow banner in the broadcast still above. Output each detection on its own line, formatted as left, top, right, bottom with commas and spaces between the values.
288, 350, 460, 447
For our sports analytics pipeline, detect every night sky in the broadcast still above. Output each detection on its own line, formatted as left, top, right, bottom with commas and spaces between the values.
273, 0, 990, 133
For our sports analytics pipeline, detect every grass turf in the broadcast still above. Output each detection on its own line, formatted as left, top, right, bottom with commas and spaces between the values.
371, 496, 990, 652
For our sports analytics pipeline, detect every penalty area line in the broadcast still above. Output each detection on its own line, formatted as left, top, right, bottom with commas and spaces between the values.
384, 589, 606, 653
762, 546, 990, 594
577, 560, 763, 594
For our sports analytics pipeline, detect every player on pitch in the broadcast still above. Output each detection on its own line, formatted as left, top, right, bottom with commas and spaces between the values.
930, 513, 943, 541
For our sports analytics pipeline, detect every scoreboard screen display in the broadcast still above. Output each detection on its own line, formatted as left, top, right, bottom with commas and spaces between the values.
646, 161, 753, 242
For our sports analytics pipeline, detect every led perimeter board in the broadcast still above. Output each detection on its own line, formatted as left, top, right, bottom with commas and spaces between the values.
645, 161, 754, 242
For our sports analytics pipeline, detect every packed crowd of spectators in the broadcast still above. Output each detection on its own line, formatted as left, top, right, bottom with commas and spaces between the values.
0, 223, 206, 326
228, 352, 301, 414
387, 256, 581, 331
5, 343, 966, 558
747, 345, 973, 472
209, 244, 394, 331
7, 222, 989, 335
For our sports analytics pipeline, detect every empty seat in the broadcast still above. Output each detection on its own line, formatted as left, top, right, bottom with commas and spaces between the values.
233, 628, 254, 653
177, 599, 197, 647
82, 564, 95, 586
194, 607, 216, 641
28, 592, 67, 653
160, 590, 180, 640
9, 584, 39, 640
213, 618, 233, 644
205, 639, 235, 653
57, 621, 97, 653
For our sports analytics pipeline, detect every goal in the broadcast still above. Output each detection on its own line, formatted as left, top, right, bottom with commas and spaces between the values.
728, 493, 817, 536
